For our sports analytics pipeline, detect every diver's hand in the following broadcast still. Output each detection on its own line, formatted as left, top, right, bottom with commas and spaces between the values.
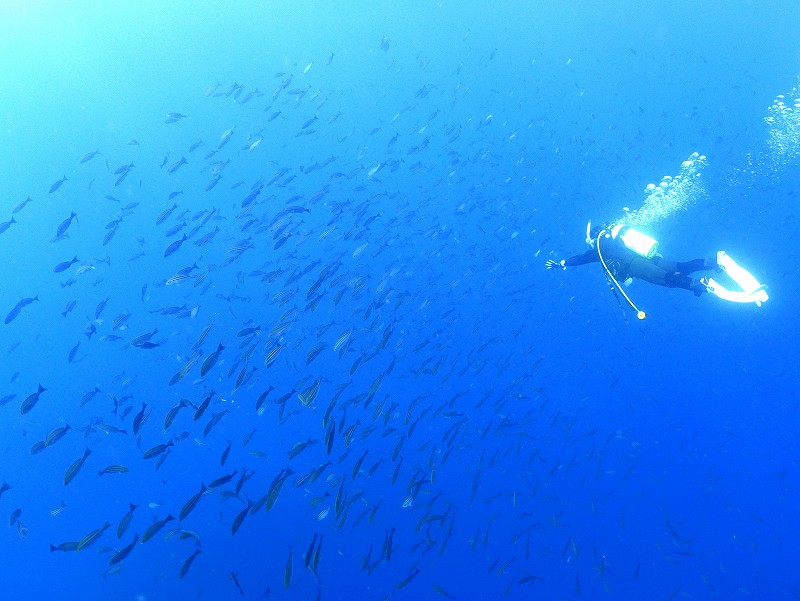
545, 259, 566, 270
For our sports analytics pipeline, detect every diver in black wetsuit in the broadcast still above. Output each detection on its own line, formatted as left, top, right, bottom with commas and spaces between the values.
546, 225, 719, 296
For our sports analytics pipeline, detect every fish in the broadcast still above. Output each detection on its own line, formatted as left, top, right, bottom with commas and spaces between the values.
20, 384, 47, 415
324, 420, 336, 455
352, 450, 369, 480
49, 502, 67, 517
4, 306, 22, 324
284, 547, 293, 588
50, 541, 79, 553
114, 161, 134, 175
111, 312, 131, 330
12, 196, 33, 214
231, 500, 253, 535
395, 568, 421, 589
156, 203, 178, 225
130, 328, 159, 348
230, 571, 245, 595
264, 343, 286, 367
79, 386, 102, 407
5, 296, 38, 324
218, 127, 234, 149
99, 465, 129, 476
45, 424, 71, 447
165, 112, 188, 123
49, 175, 68, 193
143, 441, 174, 460
179, 484, 208, 521
303, 534, 318, 569
255, 386, 275, 414
141, 515, 175, 543
179, 548, 202, 578
432, 585, 459, 599
265, 468, 295, 511
77, 521, 111, 551
164, 221, 184, 238
61, 299, 77, 317
167, 157, 188, 174
193, 226, 221, 247
312, 534, 324, 572
193, 391, 214, 421
219, 440, 231, 466
200, 342, 225, 377
242, 429, 257, 447
164, 234, 188, 257
205, 174, 222, 190
309, 462, 331, 485
0, 216, 16, 235
108, 534, 139, 564
203, 410, 228, 436
209, 470, 237, 488
93, 422, 127, 435
298, 378, 321, 406
79, 150, 101, 163
53, 256, 79, 273
64, 448, 91, 485
116, 503, 138, 538
163, 398, 191, 430
132, 403, 150, 435
288, 438, 318, 459
102, 227, 117, 246
67, 341, 80, 363
165, 271, 195, 286
306, 343, 325, 365
94, 296, 110, 319
56, 211, 78, 238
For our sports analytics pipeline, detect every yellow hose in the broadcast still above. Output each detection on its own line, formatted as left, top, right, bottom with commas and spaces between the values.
597, 231, 646, 320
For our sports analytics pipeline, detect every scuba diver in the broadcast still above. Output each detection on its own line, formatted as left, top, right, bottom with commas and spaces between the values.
546, 222, 768, 319
547, 224, 715, 295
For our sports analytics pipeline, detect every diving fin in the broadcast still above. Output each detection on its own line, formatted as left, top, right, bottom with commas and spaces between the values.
704, 251, 769, 306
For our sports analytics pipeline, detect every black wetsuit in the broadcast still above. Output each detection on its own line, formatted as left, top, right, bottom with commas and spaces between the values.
565, 234, 708, 292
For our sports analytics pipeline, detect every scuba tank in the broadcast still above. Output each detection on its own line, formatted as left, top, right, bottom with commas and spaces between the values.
610, 224, 658, 258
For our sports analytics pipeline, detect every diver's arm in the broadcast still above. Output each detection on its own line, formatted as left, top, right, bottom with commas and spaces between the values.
545, 259, 566, 270
546, 249, 597, 270
563, 249, 598, 267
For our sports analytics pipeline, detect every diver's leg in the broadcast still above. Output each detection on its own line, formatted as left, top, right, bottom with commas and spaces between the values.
675, 259, 704, 273
629, 257, 670, 285
675, 258, 719, 274
663, 272, 707, 296
631, 257, 706, 295
652, 256, 679, 272
655, 255, 720, 274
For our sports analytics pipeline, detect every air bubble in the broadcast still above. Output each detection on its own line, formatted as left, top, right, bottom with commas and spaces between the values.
615, 153, 708, 228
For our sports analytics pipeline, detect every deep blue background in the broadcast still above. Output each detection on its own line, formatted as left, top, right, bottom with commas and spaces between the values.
1, 1, 798, 599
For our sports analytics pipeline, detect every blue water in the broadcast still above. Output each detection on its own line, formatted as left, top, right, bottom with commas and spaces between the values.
1, 1, 799, 599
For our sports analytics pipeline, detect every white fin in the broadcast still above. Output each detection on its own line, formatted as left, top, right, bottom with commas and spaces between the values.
705, 251, 768, 306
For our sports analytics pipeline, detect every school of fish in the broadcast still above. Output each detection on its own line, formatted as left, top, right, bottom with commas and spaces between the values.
0, 38, 713, 601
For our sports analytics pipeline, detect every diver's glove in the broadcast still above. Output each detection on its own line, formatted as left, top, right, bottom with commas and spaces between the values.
545, 259, 566, 270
